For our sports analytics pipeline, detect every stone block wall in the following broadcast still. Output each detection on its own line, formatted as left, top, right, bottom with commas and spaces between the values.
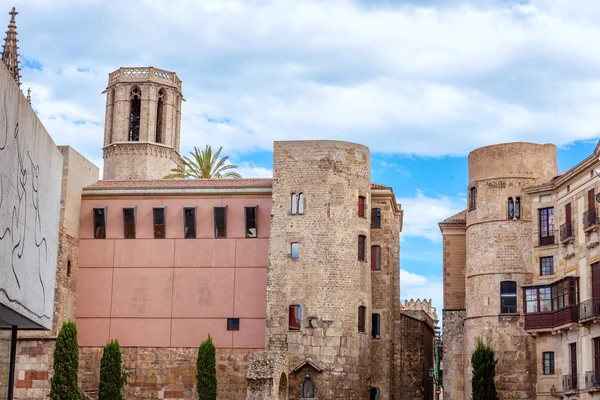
441, 310, 465, 400
11, 339, 54, 400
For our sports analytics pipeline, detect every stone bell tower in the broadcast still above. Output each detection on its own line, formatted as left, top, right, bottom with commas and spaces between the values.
102, 66, 183, 180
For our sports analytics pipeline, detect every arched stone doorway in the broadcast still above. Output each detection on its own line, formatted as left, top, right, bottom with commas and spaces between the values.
278, 372, 288, 400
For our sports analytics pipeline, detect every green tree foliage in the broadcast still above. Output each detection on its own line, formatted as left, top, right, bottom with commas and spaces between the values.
98, 339, 128, 400
197, 334, 217, 400
49, 321, 82, 400
471, 339, 498, 400
165, 145, 242, 179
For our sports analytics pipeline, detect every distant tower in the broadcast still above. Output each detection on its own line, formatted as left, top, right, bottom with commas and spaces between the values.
102, 67, 183, 180
2, 7, 20, 85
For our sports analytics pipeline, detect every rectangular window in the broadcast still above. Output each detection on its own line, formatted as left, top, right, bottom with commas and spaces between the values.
594, 337, 600, 373
93, 207, 107, 239
540, 256, 554, 276
570, 343, 578, 387
372, 313, 380, 339
371, 246, 381, 271
227, 318, 240, 331
245, 206, 258, 238
214, 206, 227, 238
539, 287, 551, 312
358, 196, 366, 218
289, 305, 301, 330
123, 207, 136, 239
291, 242, 299, 259
371, 208, 381, 228
183, 207, 196, 239
153, 206, 166, 239
539, 207, 555, 245
358, 306, 366, 333
358, 235, 366, 261
500, 281, 517, 314
543, 352, 555, 375
291, 193, 298, 215
525, 289, 538, 313
469, 187, 477, 210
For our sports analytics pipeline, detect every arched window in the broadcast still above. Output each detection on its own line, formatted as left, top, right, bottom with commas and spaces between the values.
156, 88, 165, 143
370, 388, 381, 400
508, 197, 514, 219
469, 187, 477, 210
291, 193, 298, 214
500, 281, 517, 314
66, 260, 72, 277
298, 193, 305, 215
358, 305, 366, 333
301, 370, 316, 398
515, 197, 521, 219
129, 86, 141, 141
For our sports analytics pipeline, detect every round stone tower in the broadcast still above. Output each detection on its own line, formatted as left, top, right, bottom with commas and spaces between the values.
464, 142, 557, 399
102, 66, 183, 180
264, 140, 372, 399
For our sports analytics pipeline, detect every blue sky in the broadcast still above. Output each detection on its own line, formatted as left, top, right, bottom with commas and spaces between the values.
5, 0, 600, 315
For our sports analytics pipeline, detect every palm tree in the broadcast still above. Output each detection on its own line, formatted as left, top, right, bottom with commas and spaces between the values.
164, 145, 242, 179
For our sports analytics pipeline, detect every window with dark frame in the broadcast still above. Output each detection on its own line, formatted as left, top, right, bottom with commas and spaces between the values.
245, 206, 258, 238
291, 242, 299, 259
594, 337, 600, 374
371, 208, 381, 228
540, 256, 554, 276
508, 197, 514, 219
67, 260, 72, 277
93, 207, 107, 239
358, 235, 366, 261
153, 207, 166, 239
371, 246, 381, 271
129, 86, 141, 141
358, 196, 366, 218
123, 207, 136, 239
358, 306, 366, 333
515, 197, 521, 219
469, 187, 477, 210
500, 281, 517, 314
214, 206, 227, 238
543, 352, 555, 375
289, 305, 301, 330
372, 313, 380, 339
227, 318, 240, 331
156, 88, 165, 143
183, 207, 196, 239
539, 207, 555, 245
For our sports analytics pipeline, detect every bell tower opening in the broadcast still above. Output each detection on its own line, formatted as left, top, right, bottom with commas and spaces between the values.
129, 86, 141, 142
156, 88, 165, 144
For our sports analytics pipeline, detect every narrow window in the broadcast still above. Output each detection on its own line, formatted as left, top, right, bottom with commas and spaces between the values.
569, 343, 578, 389
298, 193, 305, 215
500, 281, 517, 314
358, 196, 366, 218
525, 288, 538, 313
358, 235, 366, 261
540, 256, 554, 276
129, 86, 141, 141
93, 207, 107, 239
289, 305, 301, 330
371, 246, 381, 271
515, 197, 521, 219
123, 207, 136, 239
370, 388, 381, 400
245, 206, 258, 238
302, 372, 315, 398
543, 352, 555, 375
153, 206, 166, 239
508, 197, 514, 219
594, 337, 600, 375
66, 260, 72, 277
371, 313, 380, 339
539, 287, 551, 312
155, 88, 164, 143
371, 208, 381, 228
227, 318, 240, 331
291, 242, 299, 259
214, 206, 227, 238
183, 207, 196, 239
358, 306, 366, 333
469, 187, 477, 210
539, 207, 555, 245
291, 193, 298, 215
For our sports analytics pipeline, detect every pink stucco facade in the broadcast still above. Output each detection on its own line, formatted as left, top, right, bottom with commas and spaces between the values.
76, 193, 271, 349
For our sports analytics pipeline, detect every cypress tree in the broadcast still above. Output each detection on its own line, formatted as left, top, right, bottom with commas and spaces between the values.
49, 321, 82, 400
197, 334, 217, 400
471, 339, 498, 400
98, 339, 127, 400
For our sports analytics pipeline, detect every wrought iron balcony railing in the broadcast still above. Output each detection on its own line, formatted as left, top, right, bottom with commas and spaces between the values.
584, 208, 598, 231
563, 373, 578, 391
560, 221, 574, 242
585, 370, 600, 390
579, 298, 600, 321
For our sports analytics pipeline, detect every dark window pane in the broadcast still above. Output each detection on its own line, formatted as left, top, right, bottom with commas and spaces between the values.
291, 243, 299, 259
508, 198, 514, 219
371, 208, 381, 229
245, 206, 258, 238
358, 306, 366, 333
372, 314, 380, 339
540, 256, 554, 276
184, 207, 196, 239
156, 89, 164, 143
358, 236, 366, 261
153, 207, 166, 239
93, 207, 107, 239
214, 206, 227, 238
543, 352, 555, 375
227, 318, 240, 331
515, 197, 521, 219
123, 207, 136, 239
501, 281, 517, 294
129, 87, 141, 141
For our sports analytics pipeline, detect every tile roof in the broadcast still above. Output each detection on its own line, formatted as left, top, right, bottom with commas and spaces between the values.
439, 210, 467, 225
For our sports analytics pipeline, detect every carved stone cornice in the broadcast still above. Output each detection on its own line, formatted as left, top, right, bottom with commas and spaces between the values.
103, 142, 176, 159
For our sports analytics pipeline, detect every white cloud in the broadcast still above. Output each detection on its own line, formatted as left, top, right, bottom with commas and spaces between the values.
235, 162, 272, 178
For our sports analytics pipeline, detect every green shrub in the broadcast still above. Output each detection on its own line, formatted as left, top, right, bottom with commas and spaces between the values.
98, 339, 128, 400
49, 321, 82, 400
471, 339, 498, 400
197, 334, 217, 400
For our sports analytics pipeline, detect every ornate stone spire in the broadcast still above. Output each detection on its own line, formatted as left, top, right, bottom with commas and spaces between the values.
2, 7, 20, 85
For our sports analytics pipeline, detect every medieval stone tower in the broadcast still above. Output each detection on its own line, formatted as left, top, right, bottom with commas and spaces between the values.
102, 66, 183, 180
262, 140, 373, 399
464, 143, 557, 398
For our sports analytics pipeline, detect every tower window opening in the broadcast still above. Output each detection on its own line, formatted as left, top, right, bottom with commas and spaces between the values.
371, 246, 381, 271
129, 86, 141, 141
298, 193, 305, 215
500, 281, 517, 314
291, 242, 299, 259
469, 187, 477, 210
358, 196, 366, 218
66, 260, 72, 277
370, 388, 381, 400
371, 208, 381, 228
508, 197, 514, 219
515, 197, 521, 219
291, 193, 298, 214
358, 305, 366, 333
156, 88, 165, 143
372, 313, 380, 339
289, 305, 301, 330
358, 235, 366, 261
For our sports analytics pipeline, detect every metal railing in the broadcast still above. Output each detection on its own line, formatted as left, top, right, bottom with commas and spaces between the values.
563, 373, 578, 391
580, 298, 600, 320
585, 370, 600, 390
539, 233, 556, 246
584, 208, 598, 230
560, 221, 574, 242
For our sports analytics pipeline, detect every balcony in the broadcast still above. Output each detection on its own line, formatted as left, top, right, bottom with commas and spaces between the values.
560, 221, 574, 243
539, 233, 556, 246
579, 298, 600, 322
585, 371, 600, 390
524, 305, 578, 330
563, 373, 578, 391
584, 208, 599, 231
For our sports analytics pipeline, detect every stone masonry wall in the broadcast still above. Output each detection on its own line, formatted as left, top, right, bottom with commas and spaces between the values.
441, 310, 465, 400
